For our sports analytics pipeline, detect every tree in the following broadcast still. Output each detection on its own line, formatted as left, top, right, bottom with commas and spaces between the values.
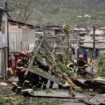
62, 24, 72, 63
8, 0, 33, 22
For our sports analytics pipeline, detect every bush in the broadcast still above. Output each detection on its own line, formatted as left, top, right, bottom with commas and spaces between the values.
96, 53, 105, 76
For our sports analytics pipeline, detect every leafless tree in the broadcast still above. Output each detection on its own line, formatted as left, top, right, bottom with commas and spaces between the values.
8, 0, 33, 22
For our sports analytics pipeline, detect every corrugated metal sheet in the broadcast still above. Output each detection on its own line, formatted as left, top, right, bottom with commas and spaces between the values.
89, 94, 105, 104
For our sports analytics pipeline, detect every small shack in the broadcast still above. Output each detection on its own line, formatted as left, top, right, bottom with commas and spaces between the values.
8, 19, 36, 52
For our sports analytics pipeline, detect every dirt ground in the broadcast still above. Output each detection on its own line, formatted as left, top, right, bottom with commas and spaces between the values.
0, 84, 86, 105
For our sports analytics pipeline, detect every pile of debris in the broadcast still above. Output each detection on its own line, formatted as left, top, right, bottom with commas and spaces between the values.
27, 38, 78, 89
3, 38, 105, 105
23, 38, 105, 104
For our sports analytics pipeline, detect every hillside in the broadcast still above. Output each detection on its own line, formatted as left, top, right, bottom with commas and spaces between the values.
1, 0, 105, 27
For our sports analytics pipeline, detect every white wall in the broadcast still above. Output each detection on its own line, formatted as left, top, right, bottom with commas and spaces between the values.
22, 28, 35, 50
9, 25, 35, 52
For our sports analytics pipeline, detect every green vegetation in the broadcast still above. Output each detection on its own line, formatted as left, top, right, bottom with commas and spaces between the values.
0, 96, 9, 105
96, 53, 105, 76
1, 0, 105, 27
55, 25, 72, 74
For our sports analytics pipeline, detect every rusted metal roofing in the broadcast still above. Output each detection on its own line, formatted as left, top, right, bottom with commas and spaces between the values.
8, 19, 35, 29
8, 19, 41, 29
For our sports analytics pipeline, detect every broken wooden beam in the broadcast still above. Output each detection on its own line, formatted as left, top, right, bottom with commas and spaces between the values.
0, 79, 17, 84
22, 90, 85, 101
29, 69, 63, 85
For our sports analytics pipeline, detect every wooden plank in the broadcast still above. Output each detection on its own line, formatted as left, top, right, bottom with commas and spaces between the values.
24, 39, 44, 75
35, 39, 81, 89
25, 39, 63, 85
29, 69, 63, 85
0, 79, 17, 84
22, 90, 85, 100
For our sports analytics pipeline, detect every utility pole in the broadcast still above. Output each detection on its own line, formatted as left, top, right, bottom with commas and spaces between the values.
5, 2, 9, 68
93, 26, 96, 58
91, 26, 96, 75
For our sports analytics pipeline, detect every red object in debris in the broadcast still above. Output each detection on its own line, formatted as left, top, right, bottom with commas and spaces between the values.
12, 54, 19, 76
20, 51, 28, 57
79, 54, 84, 61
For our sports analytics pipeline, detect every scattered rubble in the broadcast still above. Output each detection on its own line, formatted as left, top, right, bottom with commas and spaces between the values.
1, 38, 105, 105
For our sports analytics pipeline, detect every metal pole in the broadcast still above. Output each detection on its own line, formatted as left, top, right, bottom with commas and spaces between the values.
93, 26, 96, 58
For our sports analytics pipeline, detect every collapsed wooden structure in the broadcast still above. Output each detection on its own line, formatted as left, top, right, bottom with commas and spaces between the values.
25, 38, 78, 89
16, 38, 105, 104
25, 38, 105, 90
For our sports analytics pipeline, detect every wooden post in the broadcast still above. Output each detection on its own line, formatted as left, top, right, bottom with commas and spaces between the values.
3, 48, 6, 77
4, 2, 9, 78
93, 26, 96, 58
21, 41, 22, 51
5, 2, 9, 66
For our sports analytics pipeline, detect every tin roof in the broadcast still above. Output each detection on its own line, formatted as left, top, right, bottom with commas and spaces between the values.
79, 35, 105, 49
8, 19, 35, 29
